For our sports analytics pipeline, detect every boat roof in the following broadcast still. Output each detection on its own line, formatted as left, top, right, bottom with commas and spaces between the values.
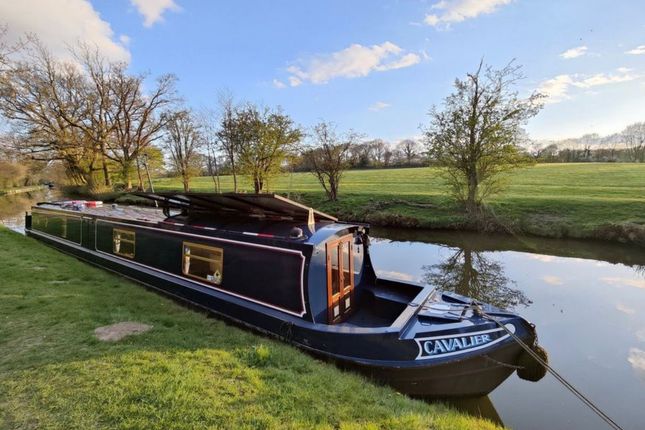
33, 198, 356, 245
134, 192, 338, 223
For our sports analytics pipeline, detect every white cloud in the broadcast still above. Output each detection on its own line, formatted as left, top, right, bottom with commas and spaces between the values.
272, 79, 286, 89
424, 0, 512, 28
527, 254, 557, 263
0, 0, 130, 63
574, 71, 637, 88
626, 45, 645, 55
542, 275, 563, 286
369, 101, 391, 112
376, 270, 416, 281
537, 74, 575, 104
616, 302, 636, 315
284, 41, 420, 86
130, 0, 180, 27
637, 328, 645, 342
538, 68, 640, 104
602, 276, 645, 289
560, 46, 588, 59
628, 348, 645, 379
288, 76, 302, 87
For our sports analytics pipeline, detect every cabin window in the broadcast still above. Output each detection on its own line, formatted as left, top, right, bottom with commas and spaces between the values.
182, 242, 223, 285
326, 235, 355, 324
46, 215, 67, 239
113, 228, 135, 258
330, 245, 340, 296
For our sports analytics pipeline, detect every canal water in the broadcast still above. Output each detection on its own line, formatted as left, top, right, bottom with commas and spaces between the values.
1, 192, 644, 429
370, 228, 645, 430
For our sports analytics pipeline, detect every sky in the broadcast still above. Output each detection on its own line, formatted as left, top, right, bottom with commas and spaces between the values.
1, 0, 644, 142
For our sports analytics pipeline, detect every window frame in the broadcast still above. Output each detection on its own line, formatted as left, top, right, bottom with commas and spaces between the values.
326, 234, 354, 324
182, 241, 224, 285
113, 228, 136, 259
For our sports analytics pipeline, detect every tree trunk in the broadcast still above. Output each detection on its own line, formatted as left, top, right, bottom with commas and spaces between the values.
102, 156, 111, 187
459, 249, 473, 297
329, 176, 338, 201
136, 158, 144, 191
466, 168, 478, 214
122, 158, 136, 190
182, 175, 190, 192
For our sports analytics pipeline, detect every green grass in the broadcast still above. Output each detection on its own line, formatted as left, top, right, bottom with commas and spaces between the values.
0, 227, 500, 430
151, 163, 645, 242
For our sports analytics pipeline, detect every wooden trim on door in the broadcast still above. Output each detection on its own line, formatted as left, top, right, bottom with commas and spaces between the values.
326, 234, 354, 324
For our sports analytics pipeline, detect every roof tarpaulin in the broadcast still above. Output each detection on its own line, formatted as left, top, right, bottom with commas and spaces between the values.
133, 192, 338, 222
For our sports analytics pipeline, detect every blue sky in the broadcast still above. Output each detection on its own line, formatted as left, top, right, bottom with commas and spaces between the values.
2, 0, 645, 141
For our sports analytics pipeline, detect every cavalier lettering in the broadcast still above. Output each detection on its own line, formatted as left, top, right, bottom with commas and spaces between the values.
422, 334, 492, 356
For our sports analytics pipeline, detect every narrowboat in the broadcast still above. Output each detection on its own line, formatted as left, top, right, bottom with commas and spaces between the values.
25, 192, 545, 397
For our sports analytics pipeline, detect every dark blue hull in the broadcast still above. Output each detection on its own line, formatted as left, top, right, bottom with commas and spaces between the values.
27, 226, 536, 398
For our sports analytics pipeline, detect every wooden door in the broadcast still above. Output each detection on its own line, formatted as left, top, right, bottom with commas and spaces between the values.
326, 235, 354, 323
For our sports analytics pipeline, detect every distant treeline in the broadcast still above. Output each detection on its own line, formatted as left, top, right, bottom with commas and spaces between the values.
527, 123, 645, 163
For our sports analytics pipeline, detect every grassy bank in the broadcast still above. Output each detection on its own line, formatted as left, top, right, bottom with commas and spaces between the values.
0, 227, 500, 430
151, 163, 645, 245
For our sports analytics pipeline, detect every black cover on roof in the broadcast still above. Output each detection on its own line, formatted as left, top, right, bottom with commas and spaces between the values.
133, 192, 338, 222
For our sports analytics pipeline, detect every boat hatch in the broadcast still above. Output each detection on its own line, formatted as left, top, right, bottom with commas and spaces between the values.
134, 192, 338, 223
326, 234, 355, 323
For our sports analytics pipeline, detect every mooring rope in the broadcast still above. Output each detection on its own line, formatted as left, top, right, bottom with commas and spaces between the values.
479, 309, 624, 430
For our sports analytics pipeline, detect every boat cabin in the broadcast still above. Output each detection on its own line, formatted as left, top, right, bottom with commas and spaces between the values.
28, 192, 419, 325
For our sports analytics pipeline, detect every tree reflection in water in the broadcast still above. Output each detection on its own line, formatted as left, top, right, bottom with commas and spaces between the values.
422, 247, 531, 309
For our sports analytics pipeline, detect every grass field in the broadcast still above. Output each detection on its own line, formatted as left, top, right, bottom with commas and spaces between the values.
0, 227, 500, 430
151, 163, 645, 244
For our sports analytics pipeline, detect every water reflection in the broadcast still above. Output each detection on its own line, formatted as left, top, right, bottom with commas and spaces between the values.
422, 247, 531, 309
441, 396, 503, 427
370, 228, 645, 430
0, 189, 60, 232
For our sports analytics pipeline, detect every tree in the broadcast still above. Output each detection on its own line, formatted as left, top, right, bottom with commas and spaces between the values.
365, 139, 387, 166
0, 35, 175, 191
304, 122, 360, 201
622, 122, 645, 162
424, 61, 543, 214
422, 246, 529, 309
383, 149, 394, 166
0, 39, 101, 187
235, 104, 302, 193
162, 109, 203, 192
397, 139, 420, 166
215, 92, 240, 192
198, 108, 222, 192
107, 69, 176, 189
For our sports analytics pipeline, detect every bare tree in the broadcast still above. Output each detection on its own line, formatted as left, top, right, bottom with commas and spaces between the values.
163, 109, 203, 192
422, 246, 529, 309
198, 109, 222, 192
215, 92, 240, 192
397, 139, 419, 166
622, 122, 645, 162
0, 39, 101, 187
424, 61, 543, 214
305, 122, 360, 201
0, 35, 175, 191
108, 71, 176, 189
365, 139, 387, 166
383, 148, 394, 166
